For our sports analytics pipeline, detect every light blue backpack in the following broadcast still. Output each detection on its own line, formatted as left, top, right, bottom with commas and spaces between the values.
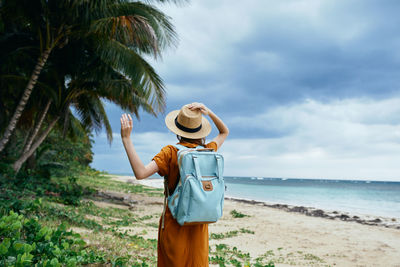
162, 144, 225, 228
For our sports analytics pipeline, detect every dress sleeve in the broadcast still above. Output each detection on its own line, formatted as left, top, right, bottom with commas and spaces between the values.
152, 145, 172, 177
205, 141, 218, 152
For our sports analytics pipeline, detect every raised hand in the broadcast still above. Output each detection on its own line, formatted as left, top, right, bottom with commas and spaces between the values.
188, 102, 210, 116
120, 113, 133, 139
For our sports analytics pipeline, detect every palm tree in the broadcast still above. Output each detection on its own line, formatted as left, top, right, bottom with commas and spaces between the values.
0, 0, 69, 152
0, 0, 180, 153
11, 0, 181, 173
12, 67, 159, 173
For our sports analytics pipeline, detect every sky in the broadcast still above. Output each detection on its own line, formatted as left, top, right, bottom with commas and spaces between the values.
91, 0, 400, 181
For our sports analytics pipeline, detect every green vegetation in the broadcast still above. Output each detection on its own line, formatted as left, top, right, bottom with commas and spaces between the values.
210, 228, 255, 240
0, 169, 162, 266
231, 209, 250, 218
209, 243, 274, 267
1, 168, 329, 266
0, 211, 105, 266
1, 0, 180, 174
0, 1, 179, 264
209, 244, 328, 267
77, 173, 163, 197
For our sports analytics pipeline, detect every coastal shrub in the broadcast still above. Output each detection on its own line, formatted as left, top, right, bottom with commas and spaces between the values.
44, 204, 103, 231
0, 211, 106, 266
210, 243, 253, 267
0, 178, 44, 217
230, 209, 249, 218
210, 243, 276, 267
58, 176, 86, 206
0, 169, 94, 214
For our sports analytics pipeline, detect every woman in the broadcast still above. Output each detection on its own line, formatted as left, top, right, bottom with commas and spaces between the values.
120, 102, 229, 266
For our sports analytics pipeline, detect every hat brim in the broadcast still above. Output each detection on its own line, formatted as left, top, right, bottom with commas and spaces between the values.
165, 110, 212, 139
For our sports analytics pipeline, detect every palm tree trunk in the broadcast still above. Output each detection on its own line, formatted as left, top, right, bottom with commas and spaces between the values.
20, 128, 32, 152
0, 47, 52, 153
13, 116, 59, 174
22, 99, 52, 154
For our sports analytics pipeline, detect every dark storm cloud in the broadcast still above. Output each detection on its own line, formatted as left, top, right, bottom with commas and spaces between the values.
153, 0, 400, 138
231, 6, 400, 101
91, 1, 400, 179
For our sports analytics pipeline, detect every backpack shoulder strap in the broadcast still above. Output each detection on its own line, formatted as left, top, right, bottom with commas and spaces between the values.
162, 144, 185, 229
174, 144, 208, 151
173, 144, 187, 151
162, 175, 169, 229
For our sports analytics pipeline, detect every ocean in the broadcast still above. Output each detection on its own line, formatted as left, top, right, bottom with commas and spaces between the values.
224, 176, 400, 219
114, 173, 400, 219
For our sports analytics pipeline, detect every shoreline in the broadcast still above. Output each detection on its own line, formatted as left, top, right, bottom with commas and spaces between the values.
109, 174, 400, 230
225, 196, 400, 230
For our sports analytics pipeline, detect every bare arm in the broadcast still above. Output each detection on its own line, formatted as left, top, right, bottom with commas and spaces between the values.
120, 114, 159, 180
188, 103, 229, 148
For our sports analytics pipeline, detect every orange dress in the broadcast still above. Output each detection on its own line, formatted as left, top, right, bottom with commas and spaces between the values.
152, 141, 218, 267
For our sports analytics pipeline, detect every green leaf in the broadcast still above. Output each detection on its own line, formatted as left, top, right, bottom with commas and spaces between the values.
62, 242, 69, 250
52, 246, 61, 257
0, 238, 10, 255
13, 241, 24, 252
20, 252, 33, 264
16, 253, 22, 264
23, 243, 33, 254
58, 223, 67, 232
66, 257, 77, 267
49, 258, 60, 267
37, 226, 51, 240
10, 221, 22, 231
0, 245, 8, 255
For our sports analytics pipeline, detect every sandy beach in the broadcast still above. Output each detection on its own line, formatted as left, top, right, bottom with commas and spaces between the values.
110, 175, 400, 266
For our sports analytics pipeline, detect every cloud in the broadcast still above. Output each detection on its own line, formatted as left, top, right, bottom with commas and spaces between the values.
221, 97, 400, 180
152, 0, 400, 116
91, 1, 400, 181
91, 131, 177, 174
92, 97, 400, 181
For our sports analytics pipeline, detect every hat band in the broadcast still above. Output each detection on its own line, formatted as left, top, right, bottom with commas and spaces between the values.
175, 117, 202, 133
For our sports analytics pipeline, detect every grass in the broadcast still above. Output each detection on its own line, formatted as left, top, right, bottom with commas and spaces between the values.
32, 198, 159, 265
75, 173, 163, 197
1, 170, 330, 266
231, 209, 250, 218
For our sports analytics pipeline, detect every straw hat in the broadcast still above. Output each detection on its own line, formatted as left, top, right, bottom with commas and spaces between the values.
165, 105, 211, 139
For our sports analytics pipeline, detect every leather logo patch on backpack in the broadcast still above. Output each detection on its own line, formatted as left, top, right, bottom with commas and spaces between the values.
202, 180, 213, 191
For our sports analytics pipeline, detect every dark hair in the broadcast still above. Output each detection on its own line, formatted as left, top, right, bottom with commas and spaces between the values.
177, 135, 205, 146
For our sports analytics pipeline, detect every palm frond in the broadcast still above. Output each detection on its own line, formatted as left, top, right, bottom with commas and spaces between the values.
89, 15, 160, 57
140, 0, 188, 4
90, 2, 178, 55
65, 111, 89, 142
95, 38, 166, 113
73, 94, 113, 143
